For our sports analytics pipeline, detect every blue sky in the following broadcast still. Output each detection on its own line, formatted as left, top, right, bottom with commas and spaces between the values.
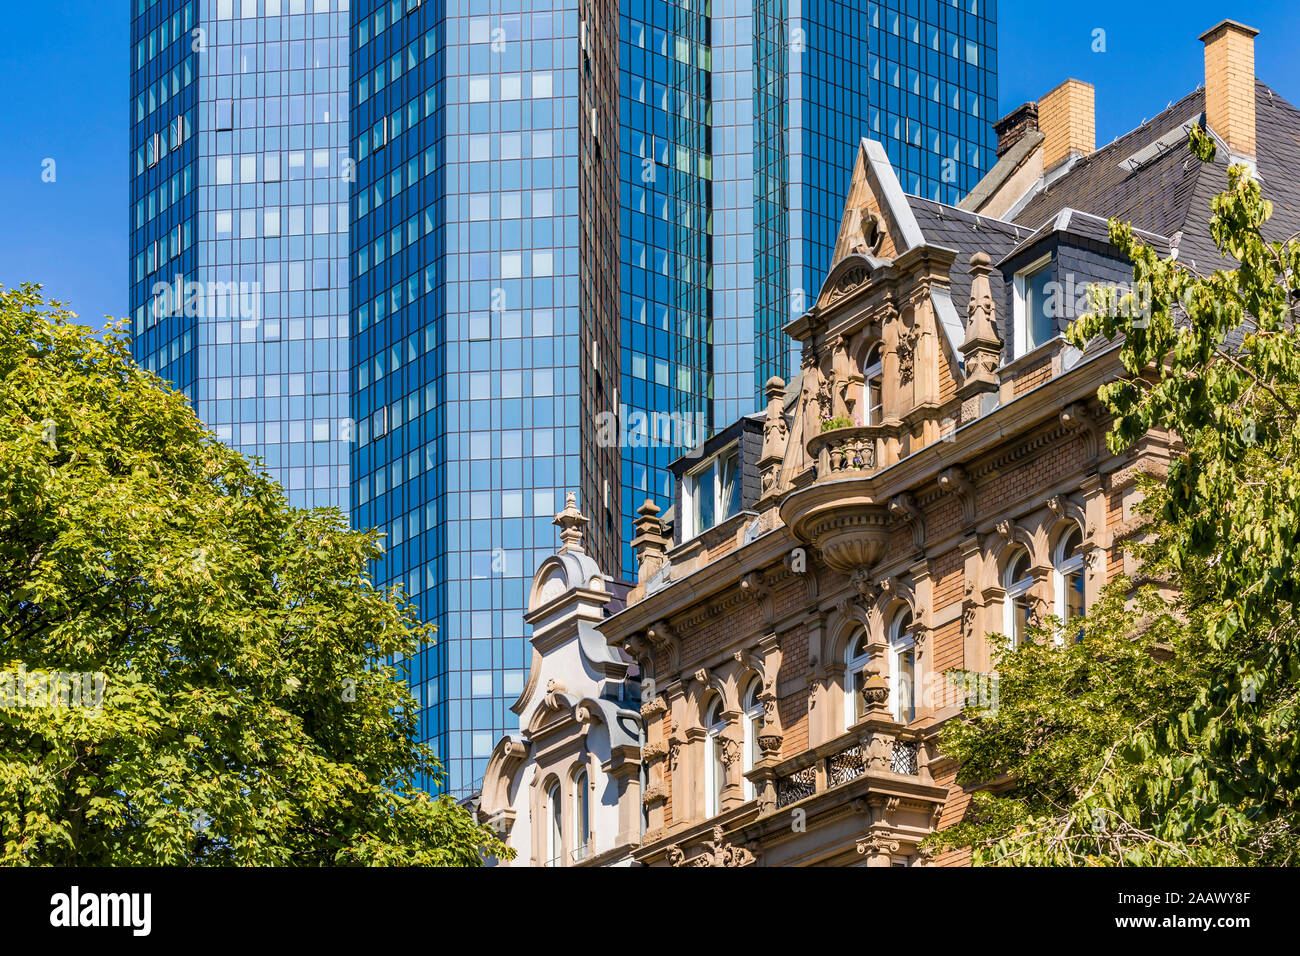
2, 1, 1299, 328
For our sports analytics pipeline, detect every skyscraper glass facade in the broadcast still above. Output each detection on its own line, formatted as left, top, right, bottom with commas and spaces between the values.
618, 0, 998, 573
129, 0, 352, 514
349, 0, 619, 794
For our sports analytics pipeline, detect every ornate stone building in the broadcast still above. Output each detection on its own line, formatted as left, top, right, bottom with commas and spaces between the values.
477, 20, 1300, 866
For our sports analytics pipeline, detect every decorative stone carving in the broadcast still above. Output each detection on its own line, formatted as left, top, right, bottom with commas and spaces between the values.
757, 729, 783, 758
889, 493, 925, 551
856, 834, 900, 858
758, 376, 790, 497
543, 679, 567, 710
897, 322, 920, 386
845, 566, 869, 596
666, 825, 755, 867
553, 492, 588, 553
848, 208, 885, 258
718, 737, 742, 767
826, 264, 873, 306
860, 672, 890, 716
800, 352, 828, 446
1060, 402, 1101, 461
631, 499, 671, 585
937, 466, 976, 527
959, 252, 1003, 394
639, 695, 668, 719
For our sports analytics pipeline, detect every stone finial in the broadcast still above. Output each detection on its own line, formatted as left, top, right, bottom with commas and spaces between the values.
963, 253, 1000, 354
958, 253, 1003, 419
632, 498, 670, 584
758, 376, 789, 498
553, 492, 588, 553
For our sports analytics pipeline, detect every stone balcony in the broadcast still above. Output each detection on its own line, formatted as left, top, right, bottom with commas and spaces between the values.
779, 424, 894, 574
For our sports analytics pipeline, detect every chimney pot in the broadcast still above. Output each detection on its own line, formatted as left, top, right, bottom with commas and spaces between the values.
993, 102, 1040, 158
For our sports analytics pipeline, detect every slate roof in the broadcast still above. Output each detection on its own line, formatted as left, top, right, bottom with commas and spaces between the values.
1010, 80, 1300, 269
907, 198, 1034, 318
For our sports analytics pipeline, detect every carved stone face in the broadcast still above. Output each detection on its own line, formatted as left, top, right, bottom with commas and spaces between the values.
968, 290, 994, 322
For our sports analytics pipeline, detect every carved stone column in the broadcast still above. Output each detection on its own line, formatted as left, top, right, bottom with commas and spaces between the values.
958, 251, 1003, 423
856, 833, 901, 867
758, 376, 790, 501
639, 694, 670, 836
1079, 473, 1108, 608
718, 721, 746, 811
665, 680, 690, 829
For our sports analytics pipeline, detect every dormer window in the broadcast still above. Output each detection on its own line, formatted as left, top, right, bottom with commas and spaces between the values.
683, 443, 741, 538
863, 344, 884, 425
1013, 256, 1055, 357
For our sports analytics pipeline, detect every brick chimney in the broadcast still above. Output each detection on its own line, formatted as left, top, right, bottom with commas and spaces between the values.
1039, 79, 1095, 170
1201, 20, 1259, 160
994, 102, 1039, 158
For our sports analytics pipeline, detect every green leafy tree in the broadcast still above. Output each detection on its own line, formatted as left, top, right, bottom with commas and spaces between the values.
929, 131, 1300, 865
0, 285, 511, 865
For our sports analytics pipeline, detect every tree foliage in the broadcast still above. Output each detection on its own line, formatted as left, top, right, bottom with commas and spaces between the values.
0, 285, 511, 865
930, 131, 1300, 865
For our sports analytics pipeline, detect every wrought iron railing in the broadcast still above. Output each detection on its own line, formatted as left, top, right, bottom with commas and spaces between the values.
827, 744, 865, 786
891, 740, 920, 776
774, 765, 817, 809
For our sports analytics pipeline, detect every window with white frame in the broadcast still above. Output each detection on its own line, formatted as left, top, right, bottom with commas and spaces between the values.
846, 631, 872, 727
742, 679, 763, 801
1004, 548, 1035, 645
1013, 256, 1055, 357
545, 781, 563, 867
703, 697, 727, 818
863, 344, 884, 425
572, 769, 589, 862
1054, 526, 1086, 643
890, 609, 916, 724
683, 443, 742, 538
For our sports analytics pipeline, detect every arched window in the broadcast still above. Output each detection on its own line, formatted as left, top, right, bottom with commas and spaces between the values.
545, 781, 563, 867
572, 769, 589, 862
1054, 526, 1086, 642
863, 344, 884, 426
703, 697, 727, 818
845, 630, 872, 727
742, 680, 764, 801
1004, 548, 1034, 645
890, 609, 916, 723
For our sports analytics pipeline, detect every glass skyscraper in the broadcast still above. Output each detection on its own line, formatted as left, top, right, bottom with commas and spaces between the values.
349, 0, 620, 794
129, 0, 351, 513
618, 0, 998, 572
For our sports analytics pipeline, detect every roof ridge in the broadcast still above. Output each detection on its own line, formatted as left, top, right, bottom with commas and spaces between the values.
908, 194, 1033, 237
